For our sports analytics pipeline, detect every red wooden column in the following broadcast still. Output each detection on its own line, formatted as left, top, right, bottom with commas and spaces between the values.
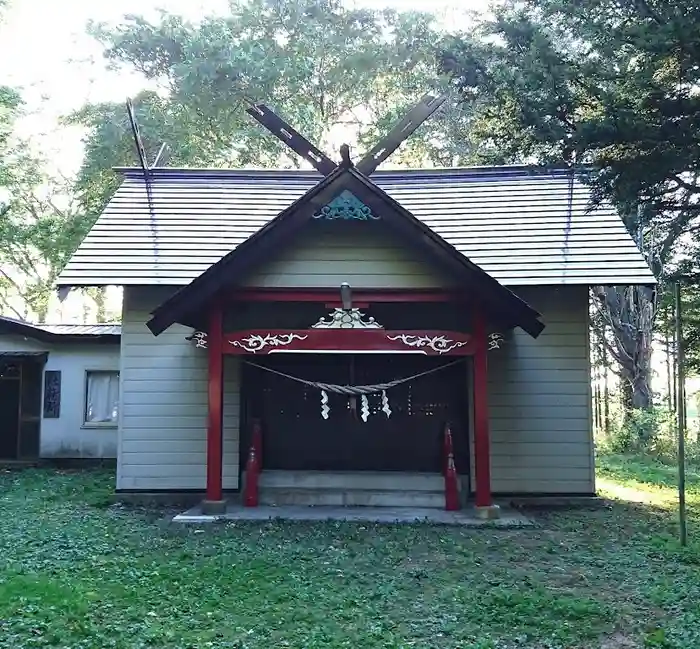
472, 307, 495, 513
204, 303, 225, 512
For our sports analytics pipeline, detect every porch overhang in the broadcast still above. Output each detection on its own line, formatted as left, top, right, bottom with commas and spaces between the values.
146, 166, 545, 339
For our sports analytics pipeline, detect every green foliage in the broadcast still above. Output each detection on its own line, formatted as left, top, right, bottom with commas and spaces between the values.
657, 283, 700, 377
0, 81, 80, 319
606, 407, 664, 453
441, 0, 700, 414
0, 167, 93, 320
69, 0, 477, 214
442, 1, 700, 271
0, 463, 699, 647
599, 406, 700, 466
0, 15, 95, 320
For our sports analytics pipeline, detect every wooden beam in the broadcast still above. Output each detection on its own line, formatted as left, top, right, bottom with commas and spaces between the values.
356, 94, 447, 176
472, 308, 492, 508
223, 329, 476, 356
246, 103, 337, 175
324, 302, 370, 309
228, 288, 469, 303
205, 303, 224, 505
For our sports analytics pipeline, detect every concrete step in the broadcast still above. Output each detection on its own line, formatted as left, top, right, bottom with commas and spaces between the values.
258, 470, 444, 492
255, 471, 446, 508
259, 487, 445, 508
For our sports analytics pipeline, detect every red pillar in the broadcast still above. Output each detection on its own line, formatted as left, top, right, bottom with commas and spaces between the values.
205, 303, 224, 506
472, 308, 493, 508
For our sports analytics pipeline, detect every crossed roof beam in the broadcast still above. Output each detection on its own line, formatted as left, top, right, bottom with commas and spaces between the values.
245, 93, 447, 177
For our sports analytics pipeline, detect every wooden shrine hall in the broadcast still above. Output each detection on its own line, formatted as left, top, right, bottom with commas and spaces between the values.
144, 94, 546, 517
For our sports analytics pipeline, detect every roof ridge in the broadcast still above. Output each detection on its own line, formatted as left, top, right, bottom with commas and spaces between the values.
115, 164, 580, 178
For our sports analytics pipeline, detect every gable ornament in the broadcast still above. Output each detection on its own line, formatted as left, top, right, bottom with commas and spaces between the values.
312, 190, 379, 221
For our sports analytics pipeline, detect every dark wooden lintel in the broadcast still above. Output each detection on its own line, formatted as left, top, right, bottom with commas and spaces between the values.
228, 289, 470, 304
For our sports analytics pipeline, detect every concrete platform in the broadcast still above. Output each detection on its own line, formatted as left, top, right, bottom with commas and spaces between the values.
172, 503, 534, 527
256, 470, 445, 508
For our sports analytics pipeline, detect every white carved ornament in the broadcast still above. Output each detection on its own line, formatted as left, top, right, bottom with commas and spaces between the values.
229, 333, 308, 353
386, 334, 469, 355
312, 308, 383, 329
488, 333, 505, 350
188, 331, 208, 349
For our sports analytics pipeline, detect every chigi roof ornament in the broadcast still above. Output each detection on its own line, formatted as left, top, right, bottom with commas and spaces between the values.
244, 93, 447, 177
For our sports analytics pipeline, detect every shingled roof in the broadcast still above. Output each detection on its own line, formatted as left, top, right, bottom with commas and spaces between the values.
57, 165, 655, 288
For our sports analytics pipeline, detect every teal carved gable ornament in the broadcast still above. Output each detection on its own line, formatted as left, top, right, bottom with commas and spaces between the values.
313, 190, 379, 220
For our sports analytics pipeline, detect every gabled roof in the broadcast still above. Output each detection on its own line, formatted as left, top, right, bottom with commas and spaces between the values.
0, 316, 121, 343
146, 164, 546, 338
57, 164, 655, 289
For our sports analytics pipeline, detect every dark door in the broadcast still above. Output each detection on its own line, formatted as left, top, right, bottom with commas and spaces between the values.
18, 360, 42, 458
243, 354, 469, 474
0, 361, 21, 459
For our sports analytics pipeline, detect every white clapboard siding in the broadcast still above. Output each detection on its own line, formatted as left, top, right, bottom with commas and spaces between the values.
471, 284, 594, 495
119, 282, 593, 495
117, 286, 240, 491
241, 223, 454, 289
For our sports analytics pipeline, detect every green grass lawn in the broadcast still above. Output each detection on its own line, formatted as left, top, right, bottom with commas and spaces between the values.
0, 457, 698, 649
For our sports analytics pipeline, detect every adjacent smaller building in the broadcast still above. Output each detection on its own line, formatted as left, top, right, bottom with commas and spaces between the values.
0, 317, 121, 461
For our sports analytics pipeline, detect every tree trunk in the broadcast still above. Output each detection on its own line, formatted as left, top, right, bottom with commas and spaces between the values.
603, 346, 610, 438
665, 325, 672, 413
593, 285, 655, 418
671, 319, 677, 412
620, 366, 653, 409
620, 376, 633, 422
35, 304, 48, 324
83, 287, 107, 322
93, 288, 107, 322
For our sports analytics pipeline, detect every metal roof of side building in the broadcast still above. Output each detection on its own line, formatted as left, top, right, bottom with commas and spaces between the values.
57, 165, 656, 288
38, 323, 122, 336
0, 316, 121, 342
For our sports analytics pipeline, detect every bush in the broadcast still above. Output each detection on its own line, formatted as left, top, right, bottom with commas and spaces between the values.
599, 406, 700, 467
606, 408, 663, 454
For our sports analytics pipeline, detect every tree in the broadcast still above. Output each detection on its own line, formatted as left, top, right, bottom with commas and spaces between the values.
68, 0, 477, 215
441, 0, 700, 414
0, 0, 106, 321
0, 168, 93, 321
0, 79, 93, 319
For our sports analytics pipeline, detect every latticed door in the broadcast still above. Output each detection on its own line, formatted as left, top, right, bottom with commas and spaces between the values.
242, 354, 469, 474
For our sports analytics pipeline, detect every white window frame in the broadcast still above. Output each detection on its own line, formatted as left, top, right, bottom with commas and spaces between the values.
83, 369, 120, 429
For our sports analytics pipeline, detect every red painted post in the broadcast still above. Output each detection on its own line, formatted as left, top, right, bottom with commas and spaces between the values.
205, 303, 224, 505
244, 419, 262, 507
472, 308, 493, 508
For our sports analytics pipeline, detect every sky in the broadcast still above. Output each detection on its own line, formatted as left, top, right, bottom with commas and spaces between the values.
0, 0, 485, 177
0, 0, 486, 322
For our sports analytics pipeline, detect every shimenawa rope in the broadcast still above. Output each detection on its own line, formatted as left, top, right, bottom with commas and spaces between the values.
244, 358, 463, 395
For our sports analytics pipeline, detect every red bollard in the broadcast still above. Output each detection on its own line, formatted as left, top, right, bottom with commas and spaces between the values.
244, 444, 259, 507
443, 426, 453, 477
445, 455, 460, 511
244, 420, 262, 507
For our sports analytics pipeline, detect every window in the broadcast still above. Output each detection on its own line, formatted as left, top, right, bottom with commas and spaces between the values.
84, 371, 120, 426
